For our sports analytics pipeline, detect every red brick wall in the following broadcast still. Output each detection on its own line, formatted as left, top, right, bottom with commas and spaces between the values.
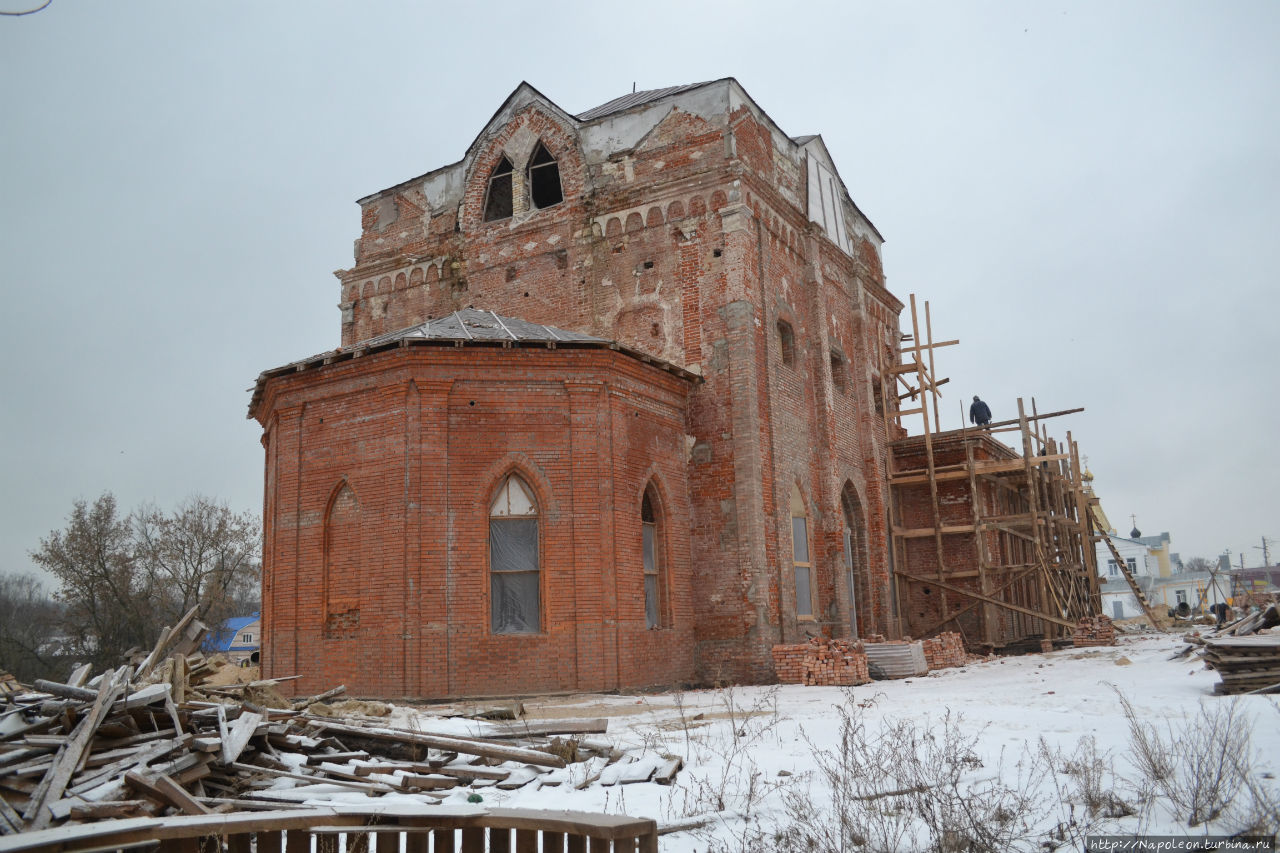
287, 90, 906, 690
257, 346, 695, 699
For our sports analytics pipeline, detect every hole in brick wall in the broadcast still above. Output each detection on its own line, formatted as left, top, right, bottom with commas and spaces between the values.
505, 267, 518, 282
469, 401, 475, 406
523, 291, 529, 297
643, 260, 654, 269
713, 248, 722, 257
650, 322, 660, 337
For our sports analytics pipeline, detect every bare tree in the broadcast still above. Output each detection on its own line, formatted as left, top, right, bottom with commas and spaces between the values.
0, 573, 63, 682
1182, 556, 1216, 575
30, 493, 261, 670
31, 493, 153, 668
134, 495, 260, 630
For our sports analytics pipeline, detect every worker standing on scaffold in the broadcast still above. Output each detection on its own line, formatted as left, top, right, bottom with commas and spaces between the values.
969, 395, 992, 427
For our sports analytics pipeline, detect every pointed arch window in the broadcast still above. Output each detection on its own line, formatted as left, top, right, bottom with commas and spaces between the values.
791, 485, 813, 618
642, 486, 666, 629
323, 483, 360, 637
841, 485, 866, 637
483, 156, 514, 222
489, 474, 540, 633
528, 141, 563, 210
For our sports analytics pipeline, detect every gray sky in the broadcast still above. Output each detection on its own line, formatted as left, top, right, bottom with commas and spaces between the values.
3, 1, 1277, 584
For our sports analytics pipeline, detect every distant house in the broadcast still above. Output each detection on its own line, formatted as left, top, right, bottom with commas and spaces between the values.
205, 614, 261, 666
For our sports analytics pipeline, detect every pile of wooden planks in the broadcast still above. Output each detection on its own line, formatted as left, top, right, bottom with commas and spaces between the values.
1202, 634, 1280, 695
0, 610, 680, 835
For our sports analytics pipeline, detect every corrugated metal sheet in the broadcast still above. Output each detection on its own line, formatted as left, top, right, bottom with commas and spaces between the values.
864, 642, 929, 678
576, 82, 712, 121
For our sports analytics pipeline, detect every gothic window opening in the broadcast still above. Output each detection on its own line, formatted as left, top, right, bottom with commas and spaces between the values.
841, 484, 868, 638
483, 156, 514, 222
791, 484, 813, 618
778, 320, 796, 367
642, 486, 665, 629
528, 142, 563, 209
489, 474, 540, 633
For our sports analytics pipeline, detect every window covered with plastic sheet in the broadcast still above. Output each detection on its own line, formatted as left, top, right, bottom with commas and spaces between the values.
642, 488, 662, 629
489, 475, 540, 633
791, 484, 813, 618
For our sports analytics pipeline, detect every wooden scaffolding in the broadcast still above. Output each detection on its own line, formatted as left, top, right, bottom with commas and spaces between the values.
880, 296, 1103, 649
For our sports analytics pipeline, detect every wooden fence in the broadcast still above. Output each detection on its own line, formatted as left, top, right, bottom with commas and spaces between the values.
0, 806, 659, 853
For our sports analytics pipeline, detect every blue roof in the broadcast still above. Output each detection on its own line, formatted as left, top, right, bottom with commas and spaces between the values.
203, 614, 260, 653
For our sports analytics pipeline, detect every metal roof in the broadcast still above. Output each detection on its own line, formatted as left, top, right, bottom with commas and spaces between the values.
362, 309, 605, 347
576, 82, 714, 121
248, 310, 699, 420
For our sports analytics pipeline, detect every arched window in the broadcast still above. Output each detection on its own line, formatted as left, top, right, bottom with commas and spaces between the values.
489, 474, 539, 633
642, 486, 665, 629
790, 484, 813, 618
777, 320, 796, 367
324, 483, 360, 637
483, 156, 514, 222
528, 141, 563, 210
841, 484, 867, 637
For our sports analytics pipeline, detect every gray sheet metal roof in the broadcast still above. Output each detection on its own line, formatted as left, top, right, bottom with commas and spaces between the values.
248, 309, 698, 419
576, 82, 714, 121
363, 309, 605, 346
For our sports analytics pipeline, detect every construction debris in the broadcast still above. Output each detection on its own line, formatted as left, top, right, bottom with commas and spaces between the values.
0, 608, 677, 835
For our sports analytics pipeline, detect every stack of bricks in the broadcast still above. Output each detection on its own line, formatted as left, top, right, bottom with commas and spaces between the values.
771, 637, 870, 686
771, 643, 811, 684
1072, 615, 1117, 647
920, 632, 966, 669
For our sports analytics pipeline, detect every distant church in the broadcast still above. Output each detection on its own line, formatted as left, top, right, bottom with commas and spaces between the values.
250, 79, 912, 698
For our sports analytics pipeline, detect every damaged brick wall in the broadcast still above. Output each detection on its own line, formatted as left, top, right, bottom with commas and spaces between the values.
263, 80, 905, 694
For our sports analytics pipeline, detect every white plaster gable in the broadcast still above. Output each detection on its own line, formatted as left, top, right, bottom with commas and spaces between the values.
577, 82, 731, 163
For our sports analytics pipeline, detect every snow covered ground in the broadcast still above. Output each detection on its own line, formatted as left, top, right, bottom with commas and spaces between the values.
322, 632, 1280, 850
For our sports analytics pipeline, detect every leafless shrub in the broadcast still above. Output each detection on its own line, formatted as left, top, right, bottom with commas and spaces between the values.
1116, 689, 1268, 828
661, 685, 790, 852
775, 693, 1043, 852
1035, 735, 1133, 850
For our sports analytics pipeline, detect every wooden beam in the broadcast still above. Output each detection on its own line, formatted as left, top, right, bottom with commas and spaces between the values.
23, 667, 126, 828
895, 570, 1077, 629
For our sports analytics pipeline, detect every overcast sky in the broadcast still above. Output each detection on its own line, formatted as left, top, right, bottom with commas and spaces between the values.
2, 1, 1277, 585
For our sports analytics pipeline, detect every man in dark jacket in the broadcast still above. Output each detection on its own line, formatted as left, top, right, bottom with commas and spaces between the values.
969, 395, 992, 426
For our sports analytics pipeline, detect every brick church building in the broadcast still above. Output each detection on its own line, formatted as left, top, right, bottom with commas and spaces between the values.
250, 79, 907, 699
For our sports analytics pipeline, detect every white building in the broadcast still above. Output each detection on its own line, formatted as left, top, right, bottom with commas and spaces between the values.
1096, 534, 1159, 620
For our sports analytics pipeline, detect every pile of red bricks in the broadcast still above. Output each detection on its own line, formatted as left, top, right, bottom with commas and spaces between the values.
1072, 615, 1117, 647
920, 632, 966, 669
771, 637, 870, 686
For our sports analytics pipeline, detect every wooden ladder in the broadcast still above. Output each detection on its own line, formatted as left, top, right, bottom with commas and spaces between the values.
1092, 507, 1163, 631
